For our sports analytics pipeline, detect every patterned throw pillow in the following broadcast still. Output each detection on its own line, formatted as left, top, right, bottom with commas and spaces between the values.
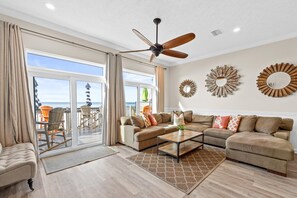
213, 116, 230, 129
227, 116, 241, 132
148, 113, 158, 126
141, 113, 152, 128
173, 113, 185, 126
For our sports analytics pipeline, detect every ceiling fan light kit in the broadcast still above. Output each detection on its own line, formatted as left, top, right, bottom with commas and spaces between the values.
120, 18, 196, 62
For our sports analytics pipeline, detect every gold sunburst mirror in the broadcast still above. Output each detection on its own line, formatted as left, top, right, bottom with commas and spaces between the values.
179, 79, 197, 97
205, 65, 241, 97
257, 63, 297, 97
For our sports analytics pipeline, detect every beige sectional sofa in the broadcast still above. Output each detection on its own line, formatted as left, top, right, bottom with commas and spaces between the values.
118, 112, 294, 176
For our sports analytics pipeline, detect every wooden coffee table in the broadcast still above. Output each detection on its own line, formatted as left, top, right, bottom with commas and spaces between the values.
157, 130, 204, 163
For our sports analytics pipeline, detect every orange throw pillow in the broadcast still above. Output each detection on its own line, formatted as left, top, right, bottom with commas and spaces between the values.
213, 116, 230, 129
148, 113, 158, 126
227, 116, 241, 132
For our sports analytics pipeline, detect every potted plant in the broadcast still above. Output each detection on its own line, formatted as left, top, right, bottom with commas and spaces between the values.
177, 125, 185, 136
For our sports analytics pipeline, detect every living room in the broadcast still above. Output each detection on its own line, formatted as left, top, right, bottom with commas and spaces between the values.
1, 1, 297, 197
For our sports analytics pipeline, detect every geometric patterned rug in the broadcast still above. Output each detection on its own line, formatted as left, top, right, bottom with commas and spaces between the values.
127, 145, 225, 194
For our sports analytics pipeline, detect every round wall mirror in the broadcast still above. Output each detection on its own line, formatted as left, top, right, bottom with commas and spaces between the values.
183, 85, 191, 93
179, 80, 197, 97
216, 78, 227, 87
267, 72, 291, 89
257, 63, 297, 97
205, 65, 241, 97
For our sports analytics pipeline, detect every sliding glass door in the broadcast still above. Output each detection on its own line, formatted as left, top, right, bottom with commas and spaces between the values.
27, 51, 105, 156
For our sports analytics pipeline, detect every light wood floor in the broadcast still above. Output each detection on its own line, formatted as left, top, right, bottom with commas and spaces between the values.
1, 144, 297, 198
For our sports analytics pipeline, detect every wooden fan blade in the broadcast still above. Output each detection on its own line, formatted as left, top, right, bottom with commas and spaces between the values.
119, 49, 150, 53
162, 33, 195, 49
162, 49, 188, 58
132, 29, 156, 48
149, 54, 155, 62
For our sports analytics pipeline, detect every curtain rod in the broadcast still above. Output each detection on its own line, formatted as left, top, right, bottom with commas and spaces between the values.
21, 27, 108, 55
20, 27, 167, 70
121, 56, 167, 69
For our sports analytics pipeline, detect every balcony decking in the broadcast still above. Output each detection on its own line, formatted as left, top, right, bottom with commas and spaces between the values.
36, 107, 103, 154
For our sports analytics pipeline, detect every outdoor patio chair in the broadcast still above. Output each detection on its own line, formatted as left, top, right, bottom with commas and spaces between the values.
78, 105, 99, 130
37, 107, 66, 149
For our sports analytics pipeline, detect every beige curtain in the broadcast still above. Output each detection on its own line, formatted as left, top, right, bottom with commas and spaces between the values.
0, 21, 36, 147
104, 53, 125, 145
155, 66, 165, 112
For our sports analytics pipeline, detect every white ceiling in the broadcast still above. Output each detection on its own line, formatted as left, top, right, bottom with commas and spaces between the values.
1, 0, 297, 66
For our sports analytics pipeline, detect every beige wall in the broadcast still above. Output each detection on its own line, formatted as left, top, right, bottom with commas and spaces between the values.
167, 37, 297, 150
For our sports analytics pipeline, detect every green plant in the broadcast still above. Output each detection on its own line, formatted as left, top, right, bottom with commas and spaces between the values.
177, 125, 185, 130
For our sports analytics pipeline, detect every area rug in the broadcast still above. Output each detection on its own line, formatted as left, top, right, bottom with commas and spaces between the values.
127, 145, 225, 194
42, 146, 118, 174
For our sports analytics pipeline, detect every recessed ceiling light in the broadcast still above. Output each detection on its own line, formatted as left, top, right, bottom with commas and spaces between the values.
233, 27, 241, 33
45, 3, 55, 10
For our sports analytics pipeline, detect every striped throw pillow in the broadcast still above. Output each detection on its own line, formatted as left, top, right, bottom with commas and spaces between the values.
141, 113, 152, 128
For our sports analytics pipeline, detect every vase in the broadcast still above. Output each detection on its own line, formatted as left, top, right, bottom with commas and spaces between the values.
178, 130, 184, 136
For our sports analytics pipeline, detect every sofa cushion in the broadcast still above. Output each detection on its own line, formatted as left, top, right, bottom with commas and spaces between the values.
141, 113, 152, 128
153, 113, 162, 124
255, 117, 282, 134
134, 126, 165, 142
171, 111, 183, 123
148, 113, 158, 126
213, 116, 230, 129
183, 110, 193, 123
238, 115, 257, 132
185, 123, 209, 132
157, 123, 178, 133
173, 113, 185, 126
274, 130, 290, 141
121, 116, 131, 125
161, 113, 171, 123
226, 132, 294, 161
204, 128, 235, 139
279, 118, 294, 131
131, 115, 145, 129
192, 115, 214, 127
227, 116, 241, 132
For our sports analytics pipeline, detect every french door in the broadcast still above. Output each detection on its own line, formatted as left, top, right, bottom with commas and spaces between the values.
30, 72, 105, 157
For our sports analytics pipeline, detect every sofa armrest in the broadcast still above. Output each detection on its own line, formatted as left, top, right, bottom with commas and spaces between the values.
118, 125, 141, 147
273, 130, 291, 141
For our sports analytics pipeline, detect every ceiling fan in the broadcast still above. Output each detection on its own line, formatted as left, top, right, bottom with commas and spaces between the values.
120, 18, 196, 62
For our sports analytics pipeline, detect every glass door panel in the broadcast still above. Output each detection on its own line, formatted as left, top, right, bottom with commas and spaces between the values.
34, 77, 72, 154
125, 86, 137, 116
76, 81, 103, 145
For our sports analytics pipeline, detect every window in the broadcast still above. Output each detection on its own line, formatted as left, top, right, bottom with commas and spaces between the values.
27, 51, 105, 156
123, 70, 155, 116
27, 52, 104, 76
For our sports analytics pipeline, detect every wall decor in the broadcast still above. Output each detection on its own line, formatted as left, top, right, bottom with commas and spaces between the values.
205, 65, 241, 97
257, 63, 297, 97
179, 79, 197, 97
